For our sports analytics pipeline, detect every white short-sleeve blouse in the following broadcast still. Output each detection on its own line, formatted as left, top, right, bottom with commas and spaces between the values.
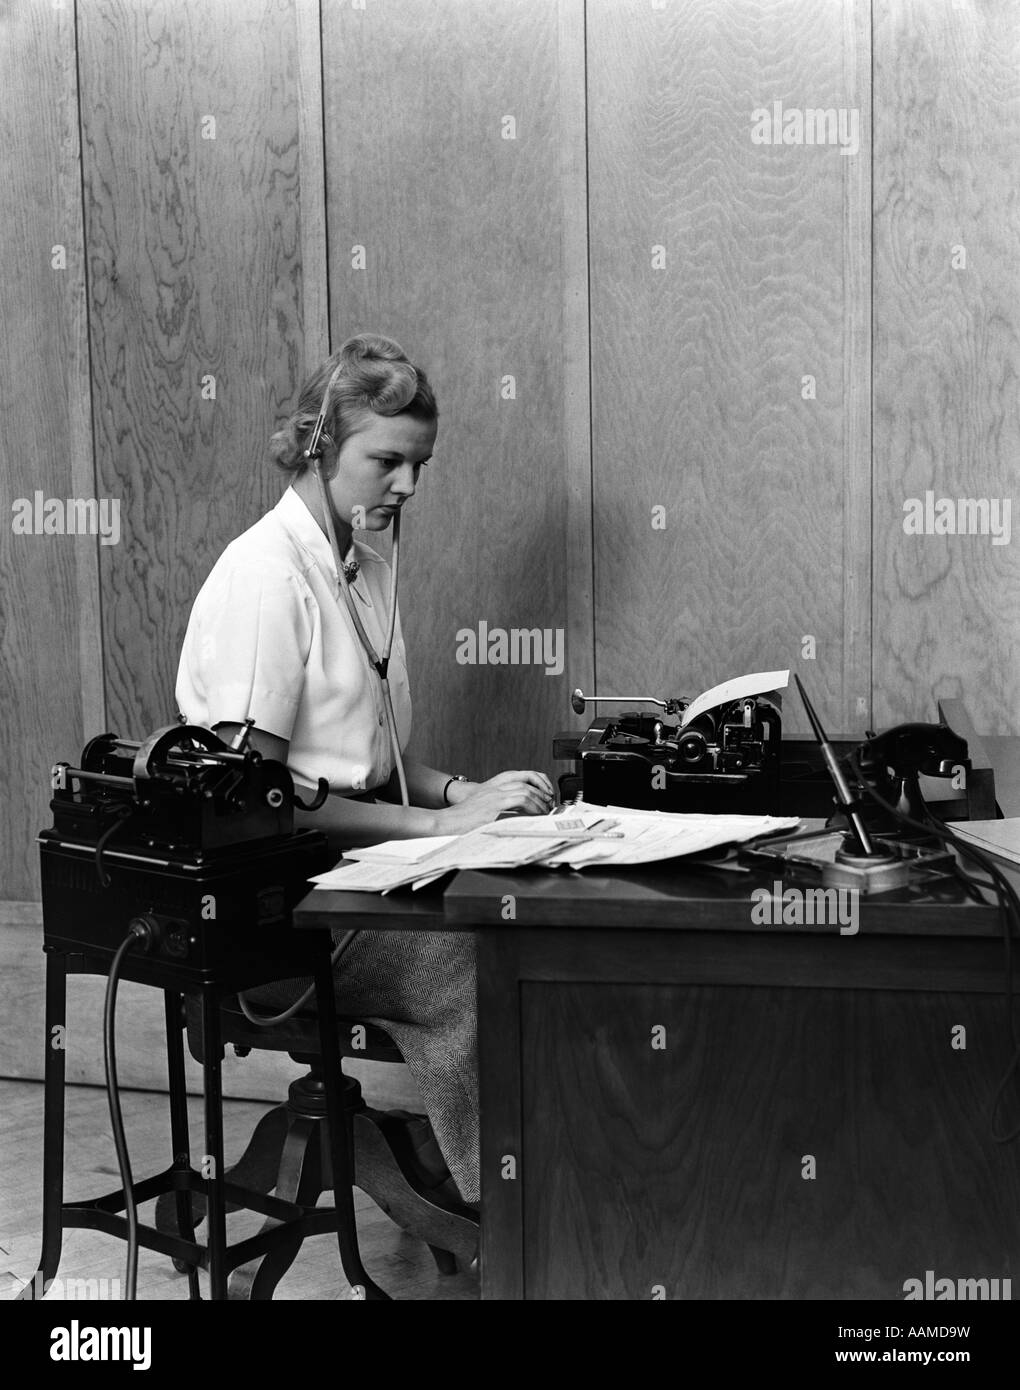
175, 485, 412, 795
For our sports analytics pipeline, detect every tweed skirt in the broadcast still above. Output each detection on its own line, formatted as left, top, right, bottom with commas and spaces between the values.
246, 928, 479, 1205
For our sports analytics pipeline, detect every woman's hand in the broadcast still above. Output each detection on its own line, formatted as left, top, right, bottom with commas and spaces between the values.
435, 770, 556, 833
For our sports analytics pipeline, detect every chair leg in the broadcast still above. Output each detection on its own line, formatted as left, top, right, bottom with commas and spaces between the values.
351, 1110, 479, 1267
313, 960, 390, 1300
231, 1231, 306, 1302
219, 1104, 292, 1200
155, 1100, 293, 1251
227, 1113, 323, 1301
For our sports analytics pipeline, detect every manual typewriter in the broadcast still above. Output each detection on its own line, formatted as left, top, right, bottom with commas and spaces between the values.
561, 685, 783, 814
39, 719, 331, 979
555, 682, 996, 825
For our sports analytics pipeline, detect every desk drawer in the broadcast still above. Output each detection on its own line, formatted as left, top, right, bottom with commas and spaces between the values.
507, 980, 1018, 1300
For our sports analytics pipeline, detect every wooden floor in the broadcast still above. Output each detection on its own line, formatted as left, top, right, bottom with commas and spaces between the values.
0, 1079, 478, 1302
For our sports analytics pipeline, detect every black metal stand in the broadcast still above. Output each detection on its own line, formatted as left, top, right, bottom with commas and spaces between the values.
17, 943, 390, 1301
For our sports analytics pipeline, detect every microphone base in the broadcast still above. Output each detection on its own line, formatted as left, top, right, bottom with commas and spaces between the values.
835, 838, 900, 867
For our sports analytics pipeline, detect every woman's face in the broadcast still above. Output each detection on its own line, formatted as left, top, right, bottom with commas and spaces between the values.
326, 411, 437, 531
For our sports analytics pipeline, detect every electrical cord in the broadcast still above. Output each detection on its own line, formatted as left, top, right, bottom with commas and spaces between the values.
848, 758, 1020, 1013
103, 923, 155, 1300
236, 926, 360, 1026
849, 755, 1020, 1142
94, 805, 135, 888
947, 860, 996, 905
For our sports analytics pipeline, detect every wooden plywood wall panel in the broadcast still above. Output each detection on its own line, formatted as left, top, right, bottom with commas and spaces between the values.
0, 1, 102, 899
587, 0, 871, 738
322, 0, 590, 779
873, 0, 1020, 733
77, 0, 313, 741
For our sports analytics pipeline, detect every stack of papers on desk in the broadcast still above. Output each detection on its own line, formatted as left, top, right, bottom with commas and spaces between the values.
310, 802, 800, 894
949, 817, 1020, 868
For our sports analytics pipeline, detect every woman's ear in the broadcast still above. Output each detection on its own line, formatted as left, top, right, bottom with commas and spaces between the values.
316, 436, 339, 481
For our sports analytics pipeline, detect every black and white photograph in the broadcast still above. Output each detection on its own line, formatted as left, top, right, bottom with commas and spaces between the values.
1, 0, 1018, 1357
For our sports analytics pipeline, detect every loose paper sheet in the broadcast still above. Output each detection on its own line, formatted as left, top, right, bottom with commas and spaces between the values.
309, 804, 799, 893
679, 669, 789, 728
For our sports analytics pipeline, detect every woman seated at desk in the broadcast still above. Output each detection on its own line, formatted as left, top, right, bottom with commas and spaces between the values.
175, 332, 554, 1208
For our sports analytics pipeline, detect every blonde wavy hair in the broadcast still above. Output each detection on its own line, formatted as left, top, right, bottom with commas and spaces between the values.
269, 333, 438, 474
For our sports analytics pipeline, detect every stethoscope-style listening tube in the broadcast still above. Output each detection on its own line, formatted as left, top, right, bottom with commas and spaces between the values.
236, 365, 409, 1028
304, 364, 410, 809
313, 466, 409, 808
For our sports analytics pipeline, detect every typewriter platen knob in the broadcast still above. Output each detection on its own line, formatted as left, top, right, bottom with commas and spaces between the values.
678, 730, 709, 764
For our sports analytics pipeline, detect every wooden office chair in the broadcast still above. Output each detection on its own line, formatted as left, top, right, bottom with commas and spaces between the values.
155, 995, 479, 1299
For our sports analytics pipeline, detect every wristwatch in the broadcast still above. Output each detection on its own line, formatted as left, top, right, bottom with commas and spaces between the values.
442, 774, 469, 805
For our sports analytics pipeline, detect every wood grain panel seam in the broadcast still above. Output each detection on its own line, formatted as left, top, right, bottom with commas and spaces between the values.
297, 0, 330, 365
558, 0, 595, 702
842, 0, 873, 738
69, 0, 106, 743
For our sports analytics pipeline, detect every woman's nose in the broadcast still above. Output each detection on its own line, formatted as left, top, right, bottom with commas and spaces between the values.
390, 463, 418, 495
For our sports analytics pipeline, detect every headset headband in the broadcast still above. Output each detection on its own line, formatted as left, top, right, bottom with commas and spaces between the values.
303, 360, 346, 464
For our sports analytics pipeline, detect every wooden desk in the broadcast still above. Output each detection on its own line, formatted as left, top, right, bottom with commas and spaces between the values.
297, 741, 1020, 1300
442, 859, 1020, 1299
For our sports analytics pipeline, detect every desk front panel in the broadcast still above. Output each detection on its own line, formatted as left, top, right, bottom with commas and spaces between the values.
478, 928, 1019, 1301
